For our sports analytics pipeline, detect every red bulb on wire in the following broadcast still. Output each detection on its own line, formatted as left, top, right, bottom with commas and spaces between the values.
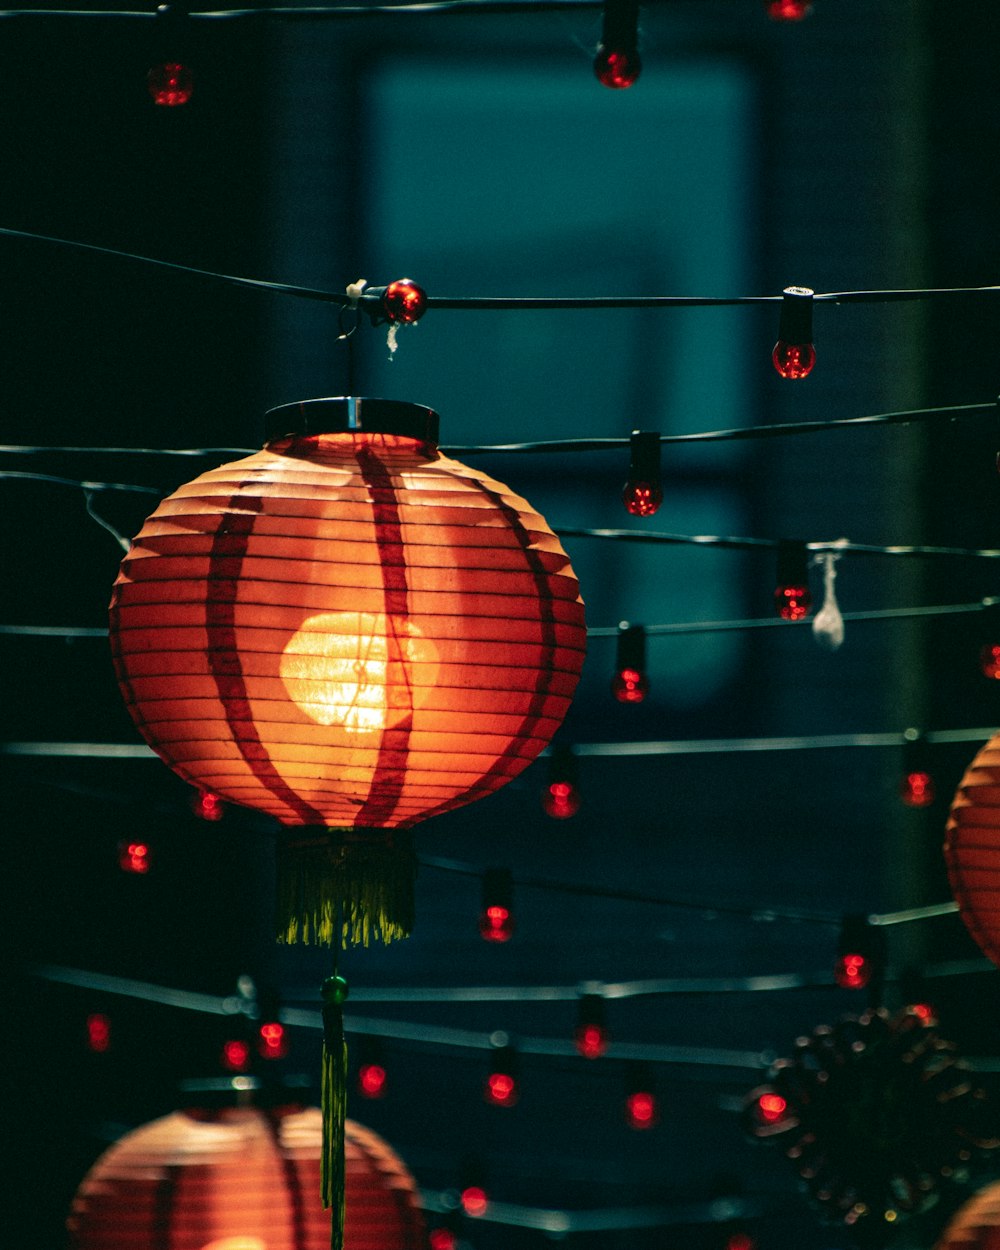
485, 1071, 518, 1107
772, 285, 815, 378
381, 279, 427, 324
257, 1020, 288, 1060
726, 1233, 756, 1250
147, 62, 194, 107
461, 1186, 489, 1218
118, 840, 151, 874
193, 790, 225, 822
626, 1090, 657, 1129
771, 341, 816, 379
576, 1023, 608, 1058
359, 1062, 387, 1098
756, 1092, 788, 1124
543, 779, 581, 819
834, 952, 870, 989
774, 584, 812, 620
222, 1039, 251, 1072
86, 1013, 112, 1054
480, 868, 515, 942
429, 1231, 457, 1250
594, 47, 642, 89
612, 666, 648, 703
622, 481, 663, 516
901, 769, 934, 807
981, 644, 1000, 679
766, 0, 812, 19
480, 903, 514, 942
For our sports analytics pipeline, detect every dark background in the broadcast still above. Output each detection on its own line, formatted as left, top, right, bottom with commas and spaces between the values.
4, 2, 1000, 1248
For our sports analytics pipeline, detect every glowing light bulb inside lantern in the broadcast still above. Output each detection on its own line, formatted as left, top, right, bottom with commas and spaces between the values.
900, 731, 934, 807
622, 431, 662, 517
772, 286, 816, 378
575, 994, 609, 1058
612, 622, 649, 703
200, 1240, 267, 1250
280, 612, 438, 733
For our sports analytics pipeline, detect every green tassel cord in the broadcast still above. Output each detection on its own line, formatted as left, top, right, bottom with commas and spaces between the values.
321, 973, 349, 1250
277, 828, 416, 948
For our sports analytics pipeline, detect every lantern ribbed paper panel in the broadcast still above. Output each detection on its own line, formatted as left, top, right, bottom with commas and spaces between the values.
68, 1107, 426, 1250
944, 733, 1000, 967
936, 1182, 1000, 1250
109, 397, 586, 944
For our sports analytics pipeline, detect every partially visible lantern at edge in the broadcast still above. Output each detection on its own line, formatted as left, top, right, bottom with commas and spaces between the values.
109, 397, 587, 946
67, 1106, 426, 1250
935, 1180, 1000, 1250
944, 732, 1000, 967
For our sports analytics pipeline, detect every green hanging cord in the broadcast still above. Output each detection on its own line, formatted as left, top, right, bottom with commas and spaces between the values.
320, 970, 349, 1250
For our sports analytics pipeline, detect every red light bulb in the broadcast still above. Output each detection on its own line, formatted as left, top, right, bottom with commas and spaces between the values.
222, 1038, 251, 1072
766, 0, 812, 19
485, 1071, 518, 1107
381, 279, 427, 324
622, 481, 663, 515
118, 839, 151, 874
430, 1231, 457, 1250
626, 1090, 657, 1129
622, 431, 662, 516
480, 868, 515, 942
575, 1023, 608, 1059
594, 47, 641, 89
86, 1013, 112, 1053
726, 1234, 756, 1250
612, 666, 649, 703
193, 790, 225, 821
774, 584, 812, 620
901, 769, 934, 808
981, 644, 1000, 679
543, 779, 581, 819
359, 1062, 387, 1098
834, 951, 870, 989
257, 1020, 288, 1060
772, 341, 816, 378
772, 285, 815, 378
147, 62, 194, 107
757, 1092, 788, 1123
480, 903, 514, 943
461, 1186, 489, 1218
909, 1002, 936, 1024
774, 541, 812, 619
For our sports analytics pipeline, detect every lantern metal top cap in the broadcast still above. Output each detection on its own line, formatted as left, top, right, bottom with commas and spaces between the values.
264, 396, 440, 444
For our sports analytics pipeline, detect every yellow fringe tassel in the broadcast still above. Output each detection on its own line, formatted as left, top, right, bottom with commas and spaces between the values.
277, 829, 416, 947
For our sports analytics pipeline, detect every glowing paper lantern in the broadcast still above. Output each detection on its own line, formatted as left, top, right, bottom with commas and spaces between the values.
945, 733, 1000, 966
109, 397, 587, 946
936, 1181, 1000, 1250
67, 1106, 426, 1250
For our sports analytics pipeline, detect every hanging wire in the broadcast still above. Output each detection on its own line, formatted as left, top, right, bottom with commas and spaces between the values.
3, 398, 993, 459
5, 224, 1000, 316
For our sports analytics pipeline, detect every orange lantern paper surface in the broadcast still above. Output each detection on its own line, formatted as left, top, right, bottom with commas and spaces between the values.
68, 1106, 426, 1250
936, 1181, 1000, 1250
944, 732, 1000, 967
109, 397, 587, 945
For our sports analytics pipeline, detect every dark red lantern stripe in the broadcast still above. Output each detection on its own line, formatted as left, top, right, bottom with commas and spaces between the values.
352, 444, 415, 829
205, 486, 328, 827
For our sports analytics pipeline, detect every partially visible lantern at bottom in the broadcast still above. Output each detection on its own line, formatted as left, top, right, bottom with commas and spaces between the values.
944, 732, 1000, 967
936, 1181, 1000, 1250
109, 397, 587, 946
67, 1106, 425, 1250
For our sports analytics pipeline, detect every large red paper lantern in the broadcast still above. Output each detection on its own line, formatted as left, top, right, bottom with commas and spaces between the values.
944, 733, 1000, 967
109, 396, 586, 946
936, 1181, 1000, 1250
68, 1106, 426, 1250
